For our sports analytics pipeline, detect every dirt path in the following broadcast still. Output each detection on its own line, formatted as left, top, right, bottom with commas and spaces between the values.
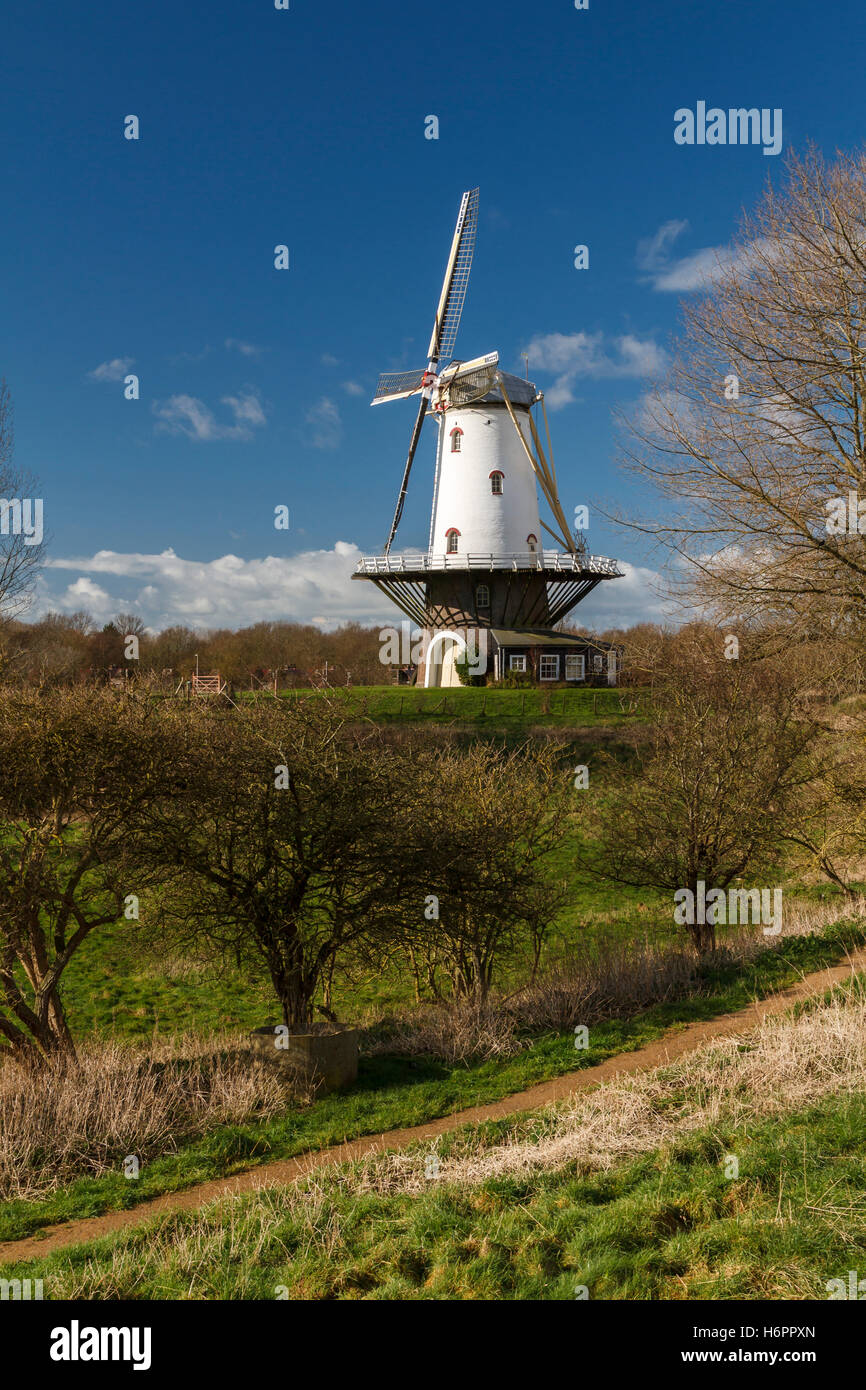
3, 947, 864, 1266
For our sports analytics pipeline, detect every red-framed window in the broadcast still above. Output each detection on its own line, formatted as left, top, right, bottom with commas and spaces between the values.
527, 533, 538, 553
489, 470, 504, 495
446, 527, 460, 554
450, 427, 463, 453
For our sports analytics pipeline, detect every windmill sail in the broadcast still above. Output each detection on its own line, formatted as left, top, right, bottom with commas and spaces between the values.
372, 368, 430, 405
381, 188, 480, 554
427, 187, 479, 364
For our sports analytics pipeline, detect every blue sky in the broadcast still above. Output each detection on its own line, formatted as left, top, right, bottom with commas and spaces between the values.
1, 0, 860, 631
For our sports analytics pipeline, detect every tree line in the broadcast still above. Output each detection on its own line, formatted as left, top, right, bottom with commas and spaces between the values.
0, 611, 636, 689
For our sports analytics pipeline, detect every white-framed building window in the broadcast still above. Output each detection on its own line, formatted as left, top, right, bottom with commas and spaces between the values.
565, 654, 585, 682
509, 654, 527, 673
539, 654, 559, 681
475, 584, 490, 609
527, 533, 538, 553
450, 427, 463, 453
593, 654, 604, 672
446, 528, 460, 554
489, 470, 504, 495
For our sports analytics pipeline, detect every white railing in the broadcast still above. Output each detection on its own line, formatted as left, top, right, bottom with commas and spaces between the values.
355, 550, 622, 576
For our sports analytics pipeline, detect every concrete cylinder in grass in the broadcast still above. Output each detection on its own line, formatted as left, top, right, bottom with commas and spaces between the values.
249, 1023, 359, 1095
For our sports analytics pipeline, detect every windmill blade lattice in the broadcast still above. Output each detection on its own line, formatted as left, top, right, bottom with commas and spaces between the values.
429, 187, 479, 363
371, 367, 430, 405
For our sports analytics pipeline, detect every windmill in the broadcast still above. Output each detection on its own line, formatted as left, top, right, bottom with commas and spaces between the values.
372, 188, 500, 554
354, 188, 624, 687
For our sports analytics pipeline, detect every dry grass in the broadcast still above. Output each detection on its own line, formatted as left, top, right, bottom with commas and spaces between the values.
507, 937, 704, 1033
0, 1034, 300, 1200
358, 973, 866, 1196
363, 999, 526, 1064
363, 901, 850, 1061
361, 937, 708, 1062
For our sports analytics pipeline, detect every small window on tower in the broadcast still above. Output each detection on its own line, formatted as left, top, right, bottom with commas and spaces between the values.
450, 428, 463, 453
527, 534, 538, 553
475, 584, 490, 609
489, 470, 504, 495
446, 528, 460, 554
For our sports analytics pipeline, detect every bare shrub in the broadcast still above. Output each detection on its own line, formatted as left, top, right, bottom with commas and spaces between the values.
363, 1000, 525, 1065
0, 1034, 300, 1200
363, 898, 860, 1061
517, 937, 710, 1032
363, 937, 705, 1060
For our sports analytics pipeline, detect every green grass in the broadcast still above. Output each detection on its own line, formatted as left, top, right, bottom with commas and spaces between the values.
2, 921, 862, 1247
58, 925, 276, 1040
8, 1076, 865, 1299
268, 684, 649, 728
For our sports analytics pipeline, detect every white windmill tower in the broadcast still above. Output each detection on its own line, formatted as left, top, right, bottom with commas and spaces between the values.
353, 188, 622, 687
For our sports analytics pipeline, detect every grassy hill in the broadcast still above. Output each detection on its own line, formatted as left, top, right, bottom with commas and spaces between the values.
8, 974, 865, 1299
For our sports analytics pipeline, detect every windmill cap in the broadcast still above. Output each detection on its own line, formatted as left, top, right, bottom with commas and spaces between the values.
469, 370, 536, 408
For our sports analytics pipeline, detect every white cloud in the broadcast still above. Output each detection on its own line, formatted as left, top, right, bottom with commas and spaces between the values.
34, 545, 670, 633
152, 389, 267, 441
55, 576, 114, 617
637, 219, 735, 292
570, 560, 676, 628
38, 543, 392, 629
343, 380, 364, 396
650, 246, 735, 292
523, 331, 667, 409
222, 390, 266, 428
545, 378, 580, 410
636, 220, 690, 274
88, 357, 135, 382
631, 387, 700, 439
321, 353, 339, 366
525, 331, 606, 376
225, 338, 262, 357
305, 396, 342, 449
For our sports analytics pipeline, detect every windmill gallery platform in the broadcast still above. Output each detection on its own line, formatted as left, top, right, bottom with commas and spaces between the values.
353, 188, 624, 688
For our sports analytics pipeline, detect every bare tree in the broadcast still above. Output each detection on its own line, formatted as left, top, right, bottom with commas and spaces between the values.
136, 695, 424, 1033
0, 382, 44, 619
622, 147, 866, 635
580, 637, 821, 951
0, 688, 168, 1060
405, 741, 572, 1001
